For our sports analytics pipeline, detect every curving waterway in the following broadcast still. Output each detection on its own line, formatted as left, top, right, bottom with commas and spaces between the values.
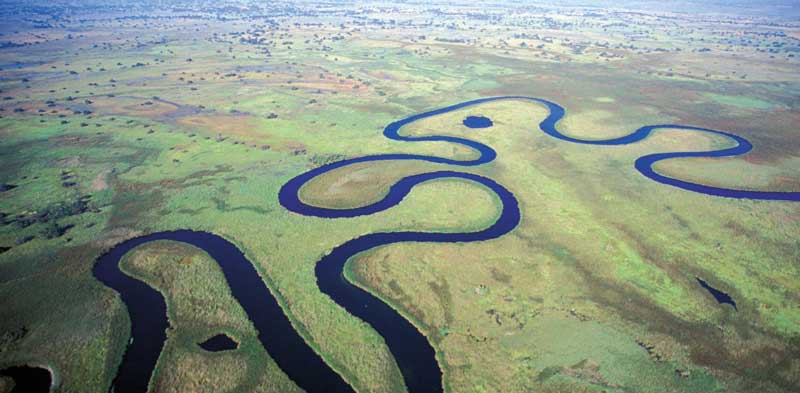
94, 96, 799, 393
92, 230, 352, 393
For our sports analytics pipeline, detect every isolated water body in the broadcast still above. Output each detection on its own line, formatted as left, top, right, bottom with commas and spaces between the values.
198, 334, 239, 351
0, 366, 52, 393
463, 115, 493, 128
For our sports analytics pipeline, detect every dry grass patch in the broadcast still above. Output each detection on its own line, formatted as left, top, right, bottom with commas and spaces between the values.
176, 114, 265, 139
299, 161, 437, 209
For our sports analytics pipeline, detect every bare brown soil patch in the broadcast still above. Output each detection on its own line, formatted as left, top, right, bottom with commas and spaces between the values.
91, 169, 112, 191
93, 227, 144, 249
90, 96, 179, 119
768, 175, 800, 191
176, 114, 265, 139
288, 79, 371, 95
48, 133, 110, 147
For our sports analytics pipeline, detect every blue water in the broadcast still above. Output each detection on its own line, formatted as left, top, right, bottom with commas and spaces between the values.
278, 95, 797, 391
198, 334, 239, 352
0, 61, 41, 71
696, 277, 737, 310
93, 230, 352, 393
523, 96, 798, 201
96, 95, 796, 393
463, 115, 493, 128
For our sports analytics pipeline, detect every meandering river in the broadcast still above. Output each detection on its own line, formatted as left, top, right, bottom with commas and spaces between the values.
92, 96, 798, 393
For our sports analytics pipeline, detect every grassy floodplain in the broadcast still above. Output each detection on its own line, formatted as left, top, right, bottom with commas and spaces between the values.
0, 0, 799, 392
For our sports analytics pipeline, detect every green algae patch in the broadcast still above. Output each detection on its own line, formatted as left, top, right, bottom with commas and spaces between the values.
501, 314, 724, 393
612, 240, 699, 319
704, 93, 774, 110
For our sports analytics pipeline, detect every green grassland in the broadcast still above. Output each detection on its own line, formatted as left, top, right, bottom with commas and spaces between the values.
120, 240, 300, 392
1, 2, 799, 393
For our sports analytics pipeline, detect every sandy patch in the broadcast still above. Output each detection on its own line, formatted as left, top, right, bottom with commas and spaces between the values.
90, 96, 179, 119
176, 114, 265, 139
91, 169, 112, 191
94, 227, 143, 249
56, 156, 81, 168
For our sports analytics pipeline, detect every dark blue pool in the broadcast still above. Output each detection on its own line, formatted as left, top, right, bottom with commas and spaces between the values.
199, 334, 239, 352
463, 115, 493, 128
696, 277, 737, 310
